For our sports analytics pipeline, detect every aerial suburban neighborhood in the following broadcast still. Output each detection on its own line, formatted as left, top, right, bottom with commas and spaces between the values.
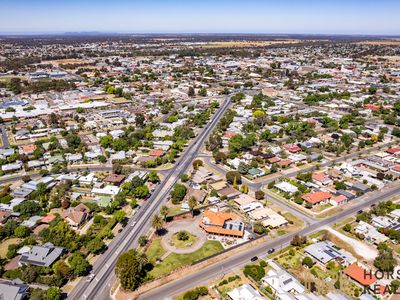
0, 2, 400, 300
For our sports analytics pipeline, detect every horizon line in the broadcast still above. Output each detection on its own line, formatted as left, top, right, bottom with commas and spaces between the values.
0, 31, 400, 37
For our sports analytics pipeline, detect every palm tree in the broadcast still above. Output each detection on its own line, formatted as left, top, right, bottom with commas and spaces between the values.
151, 214, 163, 235
188, 196, 198, 217
160, 205, 169, 222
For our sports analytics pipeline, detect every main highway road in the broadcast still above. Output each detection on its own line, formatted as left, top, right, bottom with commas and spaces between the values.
138, 182, 400, 300
68, 97, 232, 300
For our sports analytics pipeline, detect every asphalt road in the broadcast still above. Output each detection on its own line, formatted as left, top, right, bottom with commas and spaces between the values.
138, 182, 400, 300
68, 98, 232, 300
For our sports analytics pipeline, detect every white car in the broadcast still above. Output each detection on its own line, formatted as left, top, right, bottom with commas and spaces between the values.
86, 273, 95, 282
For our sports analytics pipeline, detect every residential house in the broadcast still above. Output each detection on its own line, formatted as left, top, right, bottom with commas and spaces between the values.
217, 186, 241, 199
304, 241, 356, 266
0, 279, 29, 300
354, 221, 389, 244
0, 210, 11, 223
241, 202, 263, 213
63, 203, 91, 229
19, 242, 64, 267
343, 263, 377, 288
312, 173, 332, 186
249, 207, 288, 228
262, 262, 305, 299
302, 192, 332, 206
19, 144, 37, 155
329, 195, 349, 207
199, 209, 244, 238
103, 174, 126, 186
227, 283, 265, 300
275, 182, 298, 194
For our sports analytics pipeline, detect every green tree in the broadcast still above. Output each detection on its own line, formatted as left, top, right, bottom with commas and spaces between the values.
14, 201, 42, 217
14, 225, 31, 238
151, 214, 163, 235
255, 190, 265, 200
342, 224, 352, 232
253, 221, 265, 234
188, 196, 198, 216
374, 245, 396, 272
138, 236, 148, 247
302, 256, 314, 268
113, 210, 127, 223
170, 184, 187, 204
115, 249, 147, 290
133, 185, 149, 199
47, 287, 62, 300
160, 205, 169, 222
226, 171, 242, 185
98, 155, 107, 163
68, 253, 90, 276
237, 162, 249, 175
180, 174, 189, 182
53, 260, 72, 281
87, 238, 105, 254
198, 88, 207, 97
147, 170, 160, 183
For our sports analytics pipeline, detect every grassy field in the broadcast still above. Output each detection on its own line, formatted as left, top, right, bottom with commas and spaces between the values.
276, 249, 303, 269
146, 239, 166, 264
147, 240, 224, 279
0, 238, 21, 258
167, 207, 186, 217
216, 276, 243, 297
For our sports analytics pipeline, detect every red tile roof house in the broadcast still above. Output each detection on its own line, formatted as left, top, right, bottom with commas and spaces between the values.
386, 147, 400, 155
329, 195, 348, 207
343, 263, 377, 289
302, 191, 332, 206
18, 144, 37, 155
277, 159, 293, 168
283, 144, 302, 153
63, 203, 91, 229
312, 173, 332, 186
149, 149, 165, 158
41, 214, 56, 224
364, 103, 381, 111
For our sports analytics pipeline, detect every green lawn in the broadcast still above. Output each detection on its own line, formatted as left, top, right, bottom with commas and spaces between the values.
170, 231, 198, 249
167, 207, 186, 217
148, 240, 224, 279
146, 239, 166, 264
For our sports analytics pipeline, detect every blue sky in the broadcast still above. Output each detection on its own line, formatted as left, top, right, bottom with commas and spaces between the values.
1, 0, 399, 35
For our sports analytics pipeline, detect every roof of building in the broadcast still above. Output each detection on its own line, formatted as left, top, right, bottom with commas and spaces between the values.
149, 149, 164, 157
343, 263, 377, 286
19, 242, 64, 267
103, 174, 126, 184
302, 191, 332, 204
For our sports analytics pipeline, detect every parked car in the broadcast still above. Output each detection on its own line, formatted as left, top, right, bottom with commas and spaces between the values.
267, 248, 275, 254
250, 256, 258, 262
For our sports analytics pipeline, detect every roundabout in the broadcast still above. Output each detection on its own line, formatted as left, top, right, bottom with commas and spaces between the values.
161, 219, 207, 254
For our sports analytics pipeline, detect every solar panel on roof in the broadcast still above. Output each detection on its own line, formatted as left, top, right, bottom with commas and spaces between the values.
323, 250, 337, 258
282, 278, 293, 285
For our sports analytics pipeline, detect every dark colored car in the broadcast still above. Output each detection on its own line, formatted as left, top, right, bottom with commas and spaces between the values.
357, 210, 363, 214
250, 256, 258, 262
267, 248, 275, 254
